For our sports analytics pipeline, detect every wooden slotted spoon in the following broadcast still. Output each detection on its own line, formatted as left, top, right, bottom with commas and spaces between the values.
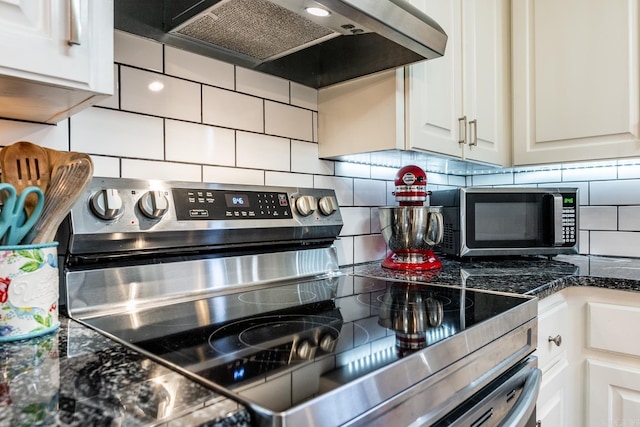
0, 141, 51, 217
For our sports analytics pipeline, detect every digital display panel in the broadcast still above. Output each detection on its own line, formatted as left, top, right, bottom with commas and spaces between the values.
224, 194, 250, 208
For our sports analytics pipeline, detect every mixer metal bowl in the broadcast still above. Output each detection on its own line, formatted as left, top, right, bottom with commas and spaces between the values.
379, 206, 444, 253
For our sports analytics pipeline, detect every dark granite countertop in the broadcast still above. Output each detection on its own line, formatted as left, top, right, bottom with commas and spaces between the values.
0, 318, 251, 427
346, 253, 640, 300
3, 253, 640, 426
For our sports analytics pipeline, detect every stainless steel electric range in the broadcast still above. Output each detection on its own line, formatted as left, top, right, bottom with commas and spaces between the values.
58, 177, 540, 427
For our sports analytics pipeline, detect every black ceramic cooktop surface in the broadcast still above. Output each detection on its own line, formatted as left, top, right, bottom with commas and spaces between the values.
83, 274, 532, 405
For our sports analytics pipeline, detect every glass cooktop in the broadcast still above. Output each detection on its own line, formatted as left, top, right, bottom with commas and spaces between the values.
82, 274, 535, 413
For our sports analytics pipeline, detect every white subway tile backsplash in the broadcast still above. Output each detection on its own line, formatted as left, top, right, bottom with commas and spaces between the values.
562, 166, 617, 182
91, 155, 120, 177
353, 234, 387, 264
448, 175, 466, 187
265, 101, 313, 141
470, 173, 514, 186
334, 237, 354, 266
385, 181, 396, 205
291, 141, 334, 175
515, 170, 562, 184
354, 179, 386, 206
290, 83, 318, 110
121, 159, 202, 181
236, 132, 290, 172
97, 65, 119, 109
371, 208, 381, 234
427, 173, 448, 185
590, 231, 640, 258
579, 230, 589, 255
591, 180, 640, 205
0, 121, 47, 146
202, 87, 264, 133
114, 31, 163, 72
165, 120, 235, 166
70, 108, 164, 159
339, 207, 372, 236
265, 171, 313, 187
619, 206, 640, 231
120, 67, 201, 122
580, 206, 617, 230
312, 111, 318, 143
236, 68, 289, 103
165, 46, 234, 90
314, 175, 353, 206
0, 118, 68, 151
203, 166, 264, 185
618, 164, 640, 179
335, 162, 370, 179
370, 166, 396, 181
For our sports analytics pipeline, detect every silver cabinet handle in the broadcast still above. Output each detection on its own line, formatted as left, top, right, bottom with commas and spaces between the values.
458, 116, 467, 144
68, 0, 82, 46
469, 119, 478, 146
548, 335, 562, 347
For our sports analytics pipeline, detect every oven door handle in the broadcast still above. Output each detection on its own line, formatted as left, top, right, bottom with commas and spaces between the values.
498, 367, 541, 427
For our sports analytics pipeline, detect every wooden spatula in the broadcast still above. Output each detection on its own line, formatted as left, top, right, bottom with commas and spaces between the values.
0, 141, 51, 217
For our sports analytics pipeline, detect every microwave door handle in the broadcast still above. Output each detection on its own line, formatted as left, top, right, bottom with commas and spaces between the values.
552, 194, 564, 246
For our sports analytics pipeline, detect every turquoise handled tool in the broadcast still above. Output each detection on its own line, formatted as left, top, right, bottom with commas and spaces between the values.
0, 183, 45, 246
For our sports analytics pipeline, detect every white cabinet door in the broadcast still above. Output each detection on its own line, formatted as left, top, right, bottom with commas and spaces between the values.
536, 293, 569, 373
537, 358, 570, 427
0, 0, 113, 123
587, 359, 640, 427
512, 0, 640, 165
407, 0, 511, 166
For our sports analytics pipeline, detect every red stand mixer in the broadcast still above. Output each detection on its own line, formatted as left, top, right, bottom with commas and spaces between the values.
379, 165, 444, 271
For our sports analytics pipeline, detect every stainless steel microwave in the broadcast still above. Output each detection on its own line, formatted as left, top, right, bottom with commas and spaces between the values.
429, 187, 579, 257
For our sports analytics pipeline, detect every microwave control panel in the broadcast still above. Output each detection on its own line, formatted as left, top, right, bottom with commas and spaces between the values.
561, 193, 578, 245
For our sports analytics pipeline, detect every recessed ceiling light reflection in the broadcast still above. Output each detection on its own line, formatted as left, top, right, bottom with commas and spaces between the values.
306, 7, 330, 17
148, 81, 164, 92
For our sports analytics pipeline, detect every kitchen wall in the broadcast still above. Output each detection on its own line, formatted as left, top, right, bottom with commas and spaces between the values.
1, 31, 640, 263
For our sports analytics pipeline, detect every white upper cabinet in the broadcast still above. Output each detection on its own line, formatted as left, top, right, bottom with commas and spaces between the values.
407, 0, 511, 166
512, 0, 640, 165
0, 0, 114, 124
318, 0, 511, 167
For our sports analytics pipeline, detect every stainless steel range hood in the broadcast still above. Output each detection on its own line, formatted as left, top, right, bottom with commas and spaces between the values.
114, 0, 447, 88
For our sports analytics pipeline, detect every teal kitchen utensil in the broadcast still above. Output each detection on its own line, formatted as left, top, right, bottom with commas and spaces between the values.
0, 183, 44, 246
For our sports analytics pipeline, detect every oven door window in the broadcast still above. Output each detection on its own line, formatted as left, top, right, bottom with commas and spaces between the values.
465, 193, 554, 248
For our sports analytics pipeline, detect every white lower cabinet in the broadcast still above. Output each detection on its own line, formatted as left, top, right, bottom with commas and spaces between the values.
537, 358, 570, 427
584, 290, 640, 427
537, 287, 640, 427
536, 291, 576, 427
587, 359, 640, 427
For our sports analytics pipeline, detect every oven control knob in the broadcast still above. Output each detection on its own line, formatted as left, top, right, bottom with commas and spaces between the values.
296, 340, 313, 359
295, 195, 317, 217
318, 196, 338, 216
138, 191, 169, 219
90, 189, 124, 220
319, 334, 337, 353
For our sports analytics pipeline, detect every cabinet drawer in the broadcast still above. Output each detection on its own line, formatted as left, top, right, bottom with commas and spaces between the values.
537, 295, 570, 371
588, 302, 640, 358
